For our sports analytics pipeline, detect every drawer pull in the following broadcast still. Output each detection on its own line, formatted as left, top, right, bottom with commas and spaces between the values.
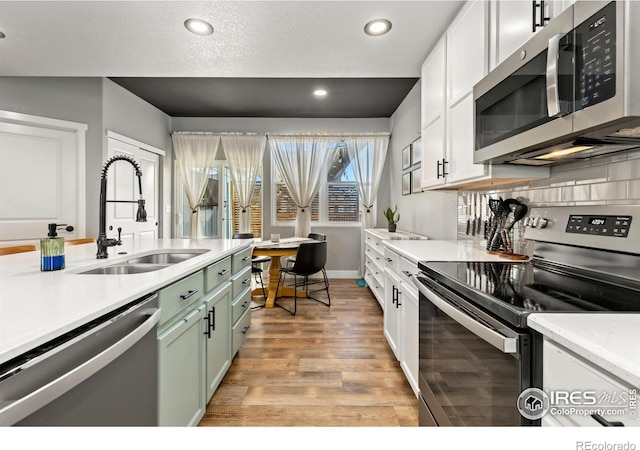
180, 289, 199, 300
402, 270, 413, 278
241, 325, 250, 335
242, 301, 250, 308
242, 256, 251, 261
386, 257, 393, 263
218, 268, 229, 276
242, 278, 250, 285
591, 414, 625, 427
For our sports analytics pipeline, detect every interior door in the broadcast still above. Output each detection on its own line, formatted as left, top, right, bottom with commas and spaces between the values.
0, 121, 82, 243
107, 136, 159, 244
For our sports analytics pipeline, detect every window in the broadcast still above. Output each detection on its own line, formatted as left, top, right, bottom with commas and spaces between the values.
232, 176, 263, 238
272, 143, 360, 225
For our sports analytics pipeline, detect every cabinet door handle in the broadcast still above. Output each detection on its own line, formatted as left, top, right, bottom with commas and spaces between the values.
204, 314, 211, 338
442, 158, 449, 176
396, 290, 402, 308
241, 325, 250, 335
392, 285, 397, 305
591, 414, 625, 427
242, 256, 251, 261
180, 289, 199, 301
210, 307, 216, 332
218, 268, 229, 276
436, 160, 442, 179
531, 0, 537, 32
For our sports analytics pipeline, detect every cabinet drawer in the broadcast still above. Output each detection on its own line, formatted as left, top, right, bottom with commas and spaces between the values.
232, 247, 252, 274
231, 266, 252, 298
232, 308, 251, 356
205, 256, 232, 292
399, 256, 418, 286
232, 287, 252, 325
158, 270, 204, 326
543, 340, 639, 427
383, 247, 400, 274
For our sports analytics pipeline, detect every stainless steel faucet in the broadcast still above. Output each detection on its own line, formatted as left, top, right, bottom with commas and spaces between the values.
97, 155, 147, 259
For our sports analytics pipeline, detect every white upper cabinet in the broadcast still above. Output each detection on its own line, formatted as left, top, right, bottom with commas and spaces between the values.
420, 36, 447, 189
445, 0, 489, 185
420, 0, 550, 190
490, 0, 576, 70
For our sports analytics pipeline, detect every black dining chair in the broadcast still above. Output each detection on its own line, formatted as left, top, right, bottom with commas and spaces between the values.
232, 233, 268, 309
274, 241, 331, 316
285, 232, 326, 267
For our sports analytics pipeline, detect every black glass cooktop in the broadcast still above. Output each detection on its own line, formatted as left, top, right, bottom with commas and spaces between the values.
417, 260, 640, 328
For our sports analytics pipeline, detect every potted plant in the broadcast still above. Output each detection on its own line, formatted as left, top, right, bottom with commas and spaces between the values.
384, 206, 400, 232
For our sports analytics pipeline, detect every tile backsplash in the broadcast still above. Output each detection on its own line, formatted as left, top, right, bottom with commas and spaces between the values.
457, 147, 640, 239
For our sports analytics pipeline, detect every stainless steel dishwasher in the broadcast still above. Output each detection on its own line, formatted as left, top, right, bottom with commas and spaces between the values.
0, 293, 160, 426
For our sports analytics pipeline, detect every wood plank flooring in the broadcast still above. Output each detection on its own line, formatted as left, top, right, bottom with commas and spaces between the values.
198, 279, 418, 427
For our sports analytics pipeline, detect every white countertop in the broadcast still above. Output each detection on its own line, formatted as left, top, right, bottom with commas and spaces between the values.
528, 314, 640, 388
382, 239, 529, 265
0, 238, 250, 365
366, 228, 427, 241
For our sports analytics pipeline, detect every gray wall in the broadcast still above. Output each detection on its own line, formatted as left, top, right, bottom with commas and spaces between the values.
384, 81, 458, 239
171, 117, 390, 273
0, 77, 172, 238
102, 79, 172, 238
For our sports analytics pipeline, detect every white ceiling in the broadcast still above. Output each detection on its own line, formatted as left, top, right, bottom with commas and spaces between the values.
0, 1, 465, 117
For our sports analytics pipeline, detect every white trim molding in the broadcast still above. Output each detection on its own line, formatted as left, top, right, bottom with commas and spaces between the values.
107, 130, 166, 156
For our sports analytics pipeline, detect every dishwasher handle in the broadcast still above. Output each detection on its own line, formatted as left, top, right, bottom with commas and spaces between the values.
0, 303, 161, 426
412, 275, 518, 354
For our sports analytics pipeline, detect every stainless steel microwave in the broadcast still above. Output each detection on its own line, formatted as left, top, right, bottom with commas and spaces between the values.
474, 1, 640, 165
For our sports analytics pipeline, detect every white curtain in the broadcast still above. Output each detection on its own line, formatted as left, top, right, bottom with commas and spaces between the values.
172, 133, 220, 239
269, 135, 337, 237
342, 134, 390, 276
220, 133, 266, 234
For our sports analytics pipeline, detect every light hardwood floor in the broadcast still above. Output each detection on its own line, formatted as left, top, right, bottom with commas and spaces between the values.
199, 278, 419, 427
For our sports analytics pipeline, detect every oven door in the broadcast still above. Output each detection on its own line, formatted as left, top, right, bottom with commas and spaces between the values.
414, 274, 534, 426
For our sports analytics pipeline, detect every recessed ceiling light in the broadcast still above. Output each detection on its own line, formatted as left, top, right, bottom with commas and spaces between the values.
313, 89, 328, 97
364, 19, 392, 36
0, 31, 5, 39
184, 18, 214, 36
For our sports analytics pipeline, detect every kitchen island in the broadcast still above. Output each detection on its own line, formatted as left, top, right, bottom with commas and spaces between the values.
0, 238, 251, 366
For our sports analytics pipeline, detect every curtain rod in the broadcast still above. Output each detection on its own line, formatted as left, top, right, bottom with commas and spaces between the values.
171, 131, 390, 138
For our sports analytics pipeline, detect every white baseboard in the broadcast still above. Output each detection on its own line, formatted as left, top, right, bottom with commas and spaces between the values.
323, 270, 360, 279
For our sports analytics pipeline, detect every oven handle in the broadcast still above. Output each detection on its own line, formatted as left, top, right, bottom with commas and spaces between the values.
412, 276, 518, 354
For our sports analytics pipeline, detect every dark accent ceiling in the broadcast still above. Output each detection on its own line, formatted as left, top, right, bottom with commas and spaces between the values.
109, 78, 418, 118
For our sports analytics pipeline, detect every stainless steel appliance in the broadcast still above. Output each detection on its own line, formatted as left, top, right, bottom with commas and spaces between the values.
0, 294, 160, 426
474, 1, 640, 166
413, 205, 640, 426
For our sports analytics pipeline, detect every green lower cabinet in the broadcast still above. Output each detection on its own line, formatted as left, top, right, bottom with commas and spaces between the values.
204, 283, 232, 402
157, 304, 206, 426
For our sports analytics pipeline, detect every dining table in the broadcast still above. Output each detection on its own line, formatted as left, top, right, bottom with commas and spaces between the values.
251, 237, 312, 308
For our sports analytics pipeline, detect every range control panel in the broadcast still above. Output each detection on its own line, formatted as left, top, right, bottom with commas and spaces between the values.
524, 206, 640, 254
566, 215, 632, 238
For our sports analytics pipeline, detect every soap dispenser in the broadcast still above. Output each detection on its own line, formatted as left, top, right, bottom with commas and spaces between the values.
41, 223, 65, 271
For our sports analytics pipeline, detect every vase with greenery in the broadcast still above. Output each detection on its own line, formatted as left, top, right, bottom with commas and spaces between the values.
384, 206, 400, 232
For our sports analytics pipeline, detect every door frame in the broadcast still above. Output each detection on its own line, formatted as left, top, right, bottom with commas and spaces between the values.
0, 109, 88, 238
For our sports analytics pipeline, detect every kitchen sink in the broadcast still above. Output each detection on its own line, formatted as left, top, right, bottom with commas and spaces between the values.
126, 250, 208, 265
77, 249, 210, 274
79, 263, 171, 275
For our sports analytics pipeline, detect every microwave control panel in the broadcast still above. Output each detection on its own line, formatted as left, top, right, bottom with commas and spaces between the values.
575, 1, 616, 110
566, 215, 632, 238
